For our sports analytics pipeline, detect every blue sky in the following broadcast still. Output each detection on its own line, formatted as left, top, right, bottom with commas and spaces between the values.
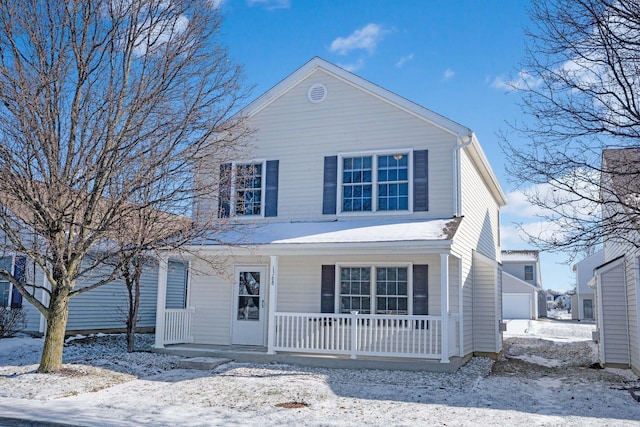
216, 0, 577, 291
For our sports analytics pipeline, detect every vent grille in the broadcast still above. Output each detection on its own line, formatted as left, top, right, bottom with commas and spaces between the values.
308, 83, 327, 103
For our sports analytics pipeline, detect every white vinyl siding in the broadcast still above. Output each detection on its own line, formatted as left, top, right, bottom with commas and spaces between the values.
472, 253, 501, 353
220, 69, 455, 221
452, 148, 502, 355
599, 262, 631, 365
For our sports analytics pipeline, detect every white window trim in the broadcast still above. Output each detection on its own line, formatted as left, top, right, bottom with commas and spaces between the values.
231, 159, 267, 219
334, 263, 414, 315
337, 149, 414, 216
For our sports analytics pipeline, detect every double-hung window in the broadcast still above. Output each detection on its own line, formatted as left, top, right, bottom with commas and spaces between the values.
234, 162, 264, 216
340, 152, 410, 213
524, 265, 534, 281
0, 256, 24, 309
339, 265, 409, 314
0, 280, 10, 307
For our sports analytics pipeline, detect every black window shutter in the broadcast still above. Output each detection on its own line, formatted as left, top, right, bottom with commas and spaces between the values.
11, 256, 25, 308
321, 265, 336, 313
265, 160, 279, 217
413, 150, 428, 212
218, 163, 232, 218
322, 156, 338, 214
413, 264, 428, 315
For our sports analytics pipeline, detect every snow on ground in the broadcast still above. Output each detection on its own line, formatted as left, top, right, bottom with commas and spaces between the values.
0, 320, 639, 426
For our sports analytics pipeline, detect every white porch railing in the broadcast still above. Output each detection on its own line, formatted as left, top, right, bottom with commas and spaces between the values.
163, 308, 195, 344
273, 312, 459, 360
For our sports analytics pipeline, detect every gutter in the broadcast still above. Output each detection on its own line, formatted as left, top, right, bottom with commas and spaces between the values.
452, 133, 473, 217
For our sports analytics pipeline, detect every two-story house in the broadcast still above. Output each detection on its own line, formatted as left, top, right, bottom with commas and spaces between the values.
590, 148, 640, 374
153, 58, 507, 370
501, 250, 545, 319
571, 250, 602, 321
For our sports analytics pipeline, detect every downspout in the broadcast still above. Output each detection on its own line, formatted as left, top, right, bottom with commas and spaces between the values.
452, 133, 474, 217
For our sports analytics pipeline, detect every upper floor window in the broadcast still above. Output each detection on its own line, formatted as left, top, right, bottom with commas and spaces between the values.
524, 265, 534, 281
235, 163, 263, 216
340, 152, 410, 213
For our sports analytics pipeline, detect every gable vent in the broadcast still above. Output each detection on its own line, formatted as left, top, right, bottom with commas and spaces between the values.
308, 83, 327, 103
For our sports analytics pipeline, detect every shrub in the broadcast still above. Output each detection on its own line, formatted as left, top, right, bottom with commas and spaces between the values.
0, 307, 27, 338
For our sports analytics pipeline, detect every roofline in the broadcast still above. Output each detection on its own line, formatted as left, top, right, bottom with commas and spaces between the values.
593, 254, 624, 275
239, 56, 507, 208
241, 57, 472, 136
466, 134, 508, 206
502, 271, 541, 292
185, 239, 453, 257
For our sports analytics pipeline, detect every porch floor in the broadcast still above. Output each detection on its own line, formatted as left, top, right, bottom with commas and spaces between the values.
154, 344, 469, 373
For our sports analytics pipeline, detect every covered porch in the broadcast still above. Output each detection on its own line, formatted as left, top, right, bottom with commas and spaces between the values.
154, 218, 466, 367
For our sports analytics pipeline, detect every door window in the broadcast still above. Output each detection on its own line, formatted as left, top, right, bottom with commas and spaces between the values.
237, 271, 261, 321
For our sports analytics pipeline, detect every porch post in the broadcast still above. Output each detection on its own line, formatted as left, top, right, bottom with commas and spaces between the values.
440, 253, 450, 363
154, 256, 169, 349
267, 255, 279, 355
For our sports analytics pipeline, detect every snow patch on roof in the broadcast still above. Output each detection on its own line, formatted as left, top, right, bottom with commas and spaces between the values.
204, 217, 462, 246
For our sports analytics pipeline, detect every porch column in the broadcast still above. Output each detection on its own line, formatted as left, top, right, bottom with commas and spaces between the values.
440, 253, 450, 363
154, 256, 169, 349
267, 255, 279, 355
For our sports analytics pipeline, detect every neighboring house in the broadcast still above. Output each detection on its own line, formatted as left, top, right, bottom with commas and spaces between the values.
501, 250, 545, 319
544, 291, 555, 310
554, 294, 572, 310
571, 250, 603, 320
1, 254, 188, 335
590, 148, 640, 373
153, 57, 508, 371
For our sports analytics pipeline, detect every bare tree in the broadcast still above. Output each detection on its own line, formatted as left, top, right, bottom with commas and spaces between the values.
0, 0, 250, 372
502, 0, 640, 260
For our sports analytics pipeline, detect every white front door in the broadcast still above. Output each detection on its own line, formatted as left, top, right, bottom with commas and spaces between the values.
232, 266, 266, 345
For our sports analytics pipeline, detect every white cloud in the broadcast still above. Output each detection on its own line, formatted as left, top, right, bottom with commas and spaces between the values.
501, 175, 601, 252
330, 24, 388, 55
132, 10, 190, 57
443, 68, 455, 81
337, 58, 365, 73
247, 0, 290, 9
492, 70, 543, 91
208, 0, 225, 8
395, 53, 414, 68
501, 219, 565, 248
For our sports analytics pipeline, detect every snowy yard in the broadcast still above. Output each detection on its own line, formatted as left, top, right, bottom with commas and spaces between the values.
0, 318, 639, 426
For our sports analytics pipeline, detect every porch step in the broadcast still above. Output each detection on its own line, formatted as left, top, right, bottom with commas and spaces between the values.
177, 357, 231, 370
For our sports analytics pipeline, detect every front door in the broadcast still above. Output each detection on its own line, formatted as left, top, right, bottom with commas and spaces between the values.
583, 299, 594, 319
232, 266, 266, 345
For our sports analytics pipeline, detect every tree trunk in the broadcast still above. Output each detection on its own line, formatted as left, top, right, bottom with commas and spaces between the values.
126, 278, 140, 353
37, 292, 70, 373
125, 258, 143, 353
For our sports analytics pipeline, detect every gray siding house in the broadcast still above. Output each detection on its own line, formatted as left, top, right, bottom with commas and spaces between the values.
153, 58, 508, 370
1, 255, 187, 335
501, 250, 545, 319
571, 250, 602, 321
